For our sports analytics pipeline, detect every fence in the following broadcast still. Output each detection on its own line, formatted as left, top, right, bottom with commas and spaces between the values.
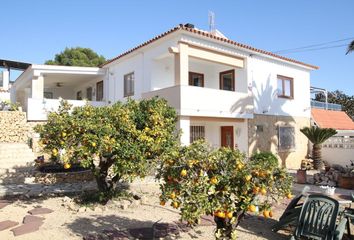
322, 134, 354, 167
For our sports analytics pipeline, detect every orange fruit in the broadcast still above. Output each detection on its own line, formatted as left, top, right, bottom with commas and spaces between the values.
269, 211, 273, 218
172, 201, 179, 208
253, 186, 260, 194
160, 201, 165, 206
260, 188, 267, 195
286, 193, 293, 199
236, 163, 243, 170
248, 205, 257, 212
63, 163, 71, 169
210, 176, 218, 184
170, 192, 176, 199
226, 211, 233, 219
215, 211, 226, 219
180, 169, 187, 177
263, 210, 270, 218
245, 175, 252, 182
91, 142, 96, 147
61, 132, 67, 137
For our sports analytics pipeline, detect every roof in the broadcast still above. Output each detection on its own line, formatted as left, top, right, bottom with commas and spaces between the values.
312, 108, 354, 130
102, 24, 319, 70
0, 59, 31, 71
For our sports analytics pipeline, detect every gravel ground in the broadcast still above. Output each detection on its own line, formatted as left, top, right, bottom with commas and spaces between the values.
0, 182, 351, 240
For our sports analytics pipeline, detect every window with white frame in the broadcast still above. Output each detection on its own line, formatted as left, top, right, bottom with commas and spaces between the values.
124, 72, 134, 97
278, 126, 295, 151
190, 126, 205, 143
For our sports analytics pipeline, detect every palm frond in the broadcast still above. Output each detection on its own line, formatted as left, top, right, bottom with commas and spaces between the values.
300, 126, 337, 144
346, 40, 354, 55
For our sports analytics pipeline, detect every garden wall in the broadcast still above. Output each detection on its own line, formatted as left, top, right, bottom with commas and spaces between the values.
248, 114, 310, 169
0, 111, 33, 143
34, 170, 94, 185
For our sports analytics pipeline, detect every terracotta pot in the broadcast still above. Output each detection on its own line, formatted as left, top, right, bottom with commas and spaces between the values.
337, 175, 354, 190
297, 169, 307, 184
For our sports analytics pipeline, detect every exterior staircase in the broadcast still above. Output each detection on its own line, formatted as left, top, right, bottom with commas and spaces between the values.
0, 143, 36, 183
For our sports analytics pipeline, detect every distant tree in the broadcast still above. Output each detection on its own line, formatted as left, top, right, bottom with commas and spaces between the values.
45, 47, 106, 67
315, 90, 354, 120
346, 40, 354, 55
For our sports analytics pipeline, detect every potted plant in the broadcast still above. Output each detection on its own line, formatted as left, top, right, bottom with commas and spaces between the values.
337, 160, 354, 190
297, 168, 307, 184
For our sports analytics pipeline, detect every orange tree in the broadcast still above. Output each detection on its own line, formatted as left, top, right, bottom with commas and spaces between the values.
156, 141, 292, 239
35, 97, 178, 203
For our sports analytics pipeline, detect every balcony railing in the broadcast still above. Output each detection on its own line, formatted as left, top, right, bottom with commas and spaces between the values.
27, 98, 106, 121
311, 100, 342, 111
142, 85, 253, 118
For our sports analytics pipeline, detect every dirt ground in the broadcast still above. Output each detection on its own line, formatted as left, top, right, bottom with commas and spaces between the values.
0, 182, 352, 240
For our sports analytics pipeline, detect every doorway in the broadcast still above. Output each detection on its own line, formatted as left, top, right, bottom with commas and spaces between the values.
221, 126, 234, 148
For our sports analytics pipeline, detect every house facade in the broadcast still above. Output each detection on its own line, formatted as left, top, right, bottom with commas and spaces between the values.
11, 24, 318, 168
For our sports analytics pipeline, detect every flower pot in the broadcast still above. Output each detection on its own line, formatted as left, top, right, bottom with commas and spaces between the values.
296, 169, 307, 184
337, 175, 354, 190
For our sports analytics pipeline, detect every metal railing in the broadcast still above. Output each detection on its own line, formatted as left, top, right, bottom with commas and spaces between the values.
311, 100, 342, 111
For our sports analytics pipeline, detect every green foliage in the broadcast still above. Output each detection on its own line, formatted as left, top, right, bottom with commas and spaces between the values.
300, 126, 337, 145
315, 90, 354, 119
250, 152, 279, 168
300, 126, 337, 170
157, 140, 293, 239
45, 47, 106, 67
35, 97, 178, 203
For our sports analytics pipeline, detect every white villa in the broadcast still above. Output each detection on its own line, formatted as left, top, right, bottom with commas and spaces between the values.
10, 24, 319, 169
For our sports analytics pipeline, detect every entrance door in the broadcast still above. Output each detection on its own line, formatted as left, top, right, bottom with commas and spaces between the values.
221, 126, 234, 148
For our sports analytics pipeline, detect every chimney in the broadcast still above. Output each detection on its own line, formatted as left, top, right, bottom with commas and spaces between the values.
184, 23, 195, 28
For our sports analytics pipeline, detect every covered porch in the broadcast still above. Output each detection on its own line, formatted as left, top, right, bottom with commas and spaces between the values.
178, 116, 249, 154
12, 64, 107, 121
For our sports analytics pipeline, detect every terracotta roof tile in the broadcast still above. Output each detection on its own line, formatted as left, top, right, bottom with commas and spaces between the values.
102, 25, 319, 70
311, 108, 354, 130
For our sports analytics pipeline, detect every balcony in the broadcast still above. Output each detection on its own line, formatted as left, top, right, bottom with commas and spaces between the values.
142, 85, 253, 119
311, 100, 342, 111
27, 98, 106, 121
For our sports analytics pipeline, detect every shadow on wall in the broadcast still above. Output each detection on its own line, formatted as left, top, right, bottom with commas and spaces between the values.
230, 74, 298, 167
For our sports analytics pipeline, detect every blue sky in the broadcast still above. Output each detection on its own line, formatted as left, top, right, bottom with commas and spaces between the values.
1, 0, 353, 94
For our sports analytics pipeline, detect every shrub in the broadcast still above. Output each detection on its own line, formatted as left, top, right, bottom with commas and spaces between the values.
250, 152, 279, 168
35, 97, 178, 203
157, 140, 292, 239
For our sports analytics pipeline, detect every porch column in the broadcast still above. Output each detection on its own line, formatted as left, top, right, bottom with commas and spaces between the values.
31, 75, 44, 99
1, 69, 9, 90
174, 42, 189, 86
177, 116, 190, 146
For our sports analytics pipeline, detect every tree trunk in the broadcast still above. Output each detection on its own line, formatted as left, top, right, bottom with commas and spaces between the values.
312, 144, 323, 170
94, 157, 117, 204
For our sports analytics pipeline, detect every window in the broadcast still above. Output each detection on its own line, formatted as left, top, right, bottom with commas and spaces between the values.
277, 75, 293, 99
189, 72, 204, 87
76, 91, 82, 100
86, 87, 93, 101
220, 70, 235, 91
256, 125, 264, 133
278, 126, 295, 151
96, 81, 103, 101
44, 92, 53, 99
190, 126, 205, 143
124, 72, 134, 97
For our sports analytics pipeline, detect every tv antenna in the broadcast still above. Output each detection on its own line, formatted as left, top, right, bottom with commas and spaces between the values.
208, 11, 216, 34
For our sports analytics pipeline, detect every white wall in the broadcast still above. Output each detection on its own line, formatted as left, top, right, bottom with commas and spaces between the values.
249, 56, 311, 118
190, 119, 248, 154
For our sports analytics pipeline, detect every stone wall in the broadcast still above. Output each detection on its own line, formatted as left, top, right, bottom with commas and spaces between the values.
0, 111, 33, 143
34, 170, 94, 185
248, 114, 310, 169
